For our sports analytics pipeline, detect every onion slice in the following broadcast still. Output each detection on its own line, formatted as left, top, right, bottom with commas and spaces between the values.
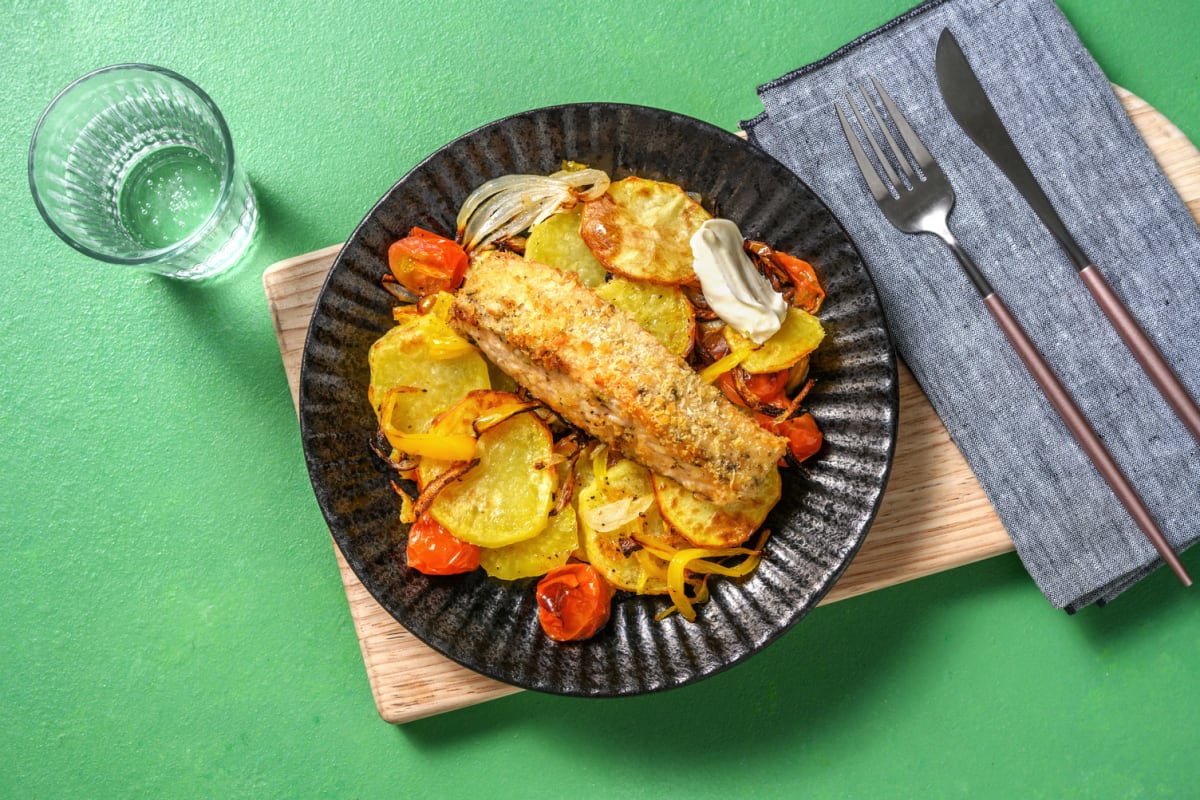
666, 546, 762, 622
581, 494, 654, 533
456, 169, 610, 252
471, 400, 541, 435
412, 459, 480, 518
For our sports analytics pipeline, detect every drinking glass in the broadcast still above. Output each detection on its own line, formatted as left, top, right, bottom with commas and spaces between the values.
29, 64, 258, 280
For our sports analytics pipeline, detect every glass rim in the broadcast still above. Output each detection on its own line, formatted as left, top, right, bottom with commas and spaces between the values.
28, 63, 239, 266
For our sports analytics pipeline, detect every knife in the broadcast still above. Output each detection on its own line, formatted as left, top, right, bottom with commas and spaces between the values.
934, 28, 1200, 446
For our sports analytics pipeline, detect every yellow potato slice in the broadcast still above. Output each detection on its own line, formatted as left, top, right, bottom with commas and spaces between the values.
576, 455, 675, 594
367, 314, 491, 432
595, 277, 695, 358
419, 391, 557, 547
724, 307, 825, 374
524, 209, 607, 288
580, 176, 711, 285
479, 504, 579, 581
652, 467, 781, 549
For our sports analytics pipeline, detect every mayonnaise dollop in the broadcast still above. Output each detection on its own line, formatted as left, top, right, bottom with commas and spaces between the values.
689, 219, 787, 344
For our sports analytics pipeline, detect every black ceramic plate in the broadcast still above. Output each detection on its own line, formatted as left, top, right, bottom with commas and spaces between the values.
299, 103, 897, 697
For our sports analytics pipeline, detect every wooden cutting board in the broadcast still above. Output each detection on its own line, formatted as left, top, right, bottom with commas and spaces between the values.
264, 87, 1200, 724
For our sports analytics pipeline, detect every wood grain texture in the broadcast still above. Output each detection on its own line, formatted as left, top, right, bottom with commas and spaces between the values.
264, 88, 1200, 724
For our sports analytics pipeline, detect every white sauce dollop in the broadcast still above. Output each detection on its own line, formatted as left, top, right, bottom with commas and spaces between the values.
689, 219, 787, 344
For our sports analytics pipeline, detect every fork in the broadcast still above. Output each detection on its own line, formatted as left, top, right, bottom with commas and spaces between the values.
836, 78, 1191, 587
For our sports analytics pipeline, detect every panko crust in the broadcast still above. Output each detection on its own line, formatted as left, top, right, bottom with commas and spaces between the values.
450, 251, 785, 505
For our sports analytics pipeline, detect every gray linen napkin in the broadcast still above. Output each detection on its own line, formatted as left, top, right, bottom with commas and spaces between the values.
742, 0, 1200, 610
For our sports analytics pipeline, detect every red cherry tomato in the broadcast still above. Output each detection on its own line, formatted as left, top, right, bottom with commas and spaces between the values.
535, 563, 612, 641
405, 512, 481, 575
741, 369, 790, 406
771, 251, 824, 313
715, 371, 747, 408
387, 227, 468, 297
716, 368, 789, 409
773, 412, 823, 463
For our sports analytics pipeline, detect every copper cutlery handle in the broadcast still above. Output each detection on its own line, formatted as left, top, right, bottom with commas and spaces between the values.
1078, 264, 1200, 444
984, 293, 1193, 587
836, 71, 1192, 590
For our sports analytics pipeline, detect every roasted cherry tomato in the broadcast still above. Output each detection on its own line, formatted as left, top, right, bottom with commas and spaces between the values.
535, 563, 612, 641
716, 368, 789, 409
715, 371, 747, 408
773, 412, 823, 463
405, 512, 481, 575
741, 369, 790, 406
387, 227, 468, 296
771, 251, 825, 313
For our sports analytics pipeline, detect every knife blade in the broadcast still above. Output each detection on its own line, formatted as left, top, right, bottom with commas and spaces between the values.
934, 27, 1200, 446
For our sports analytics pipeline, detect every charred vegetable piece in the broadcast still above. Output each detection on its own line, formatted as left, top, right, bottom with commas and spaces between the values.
771, 251, 825, 314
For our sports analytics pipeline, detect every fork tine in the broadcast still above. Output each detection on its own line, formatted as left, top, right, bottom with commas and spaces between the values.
835, 101, 890, 202
860, 85, 916, 183
871, 76, 934, 169
847, 92, 903, 192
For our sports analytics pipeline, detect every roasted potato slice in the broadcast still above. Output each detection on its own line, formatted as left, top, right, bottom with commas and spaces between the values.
524, 209, 607, 288
419, 391, 557, 548
576, 455, 673, 594
479, 504, 579, 581
367, 312, 491, 432
595, 277, 695, 358
580, 176, 711, 285
724, 307, 825, 374
653, 467, 781, 549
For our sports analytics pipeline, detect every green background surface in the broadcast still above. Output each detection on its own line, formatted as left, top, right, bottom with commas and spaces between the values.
3, 1, 1198, 797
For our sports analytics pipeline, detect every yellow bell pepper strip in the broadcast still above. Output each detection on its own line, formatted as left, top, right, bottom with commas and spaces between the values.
382, 430, 478, 462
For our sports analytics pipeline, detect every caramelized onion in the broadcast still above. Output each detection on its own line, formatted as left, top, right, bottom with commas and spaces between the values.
471, 400, 541, 435
412, 459, 480, 518
389, 480, 417, 524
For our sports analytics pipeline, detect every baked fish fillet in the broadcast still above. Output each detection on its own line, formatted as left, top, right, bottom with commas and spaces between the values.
450, 250, 785, 505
